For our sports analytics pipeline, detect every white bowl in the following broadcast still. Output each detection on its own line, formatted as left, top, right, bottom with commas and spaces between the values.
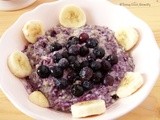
0, 0, 159, 120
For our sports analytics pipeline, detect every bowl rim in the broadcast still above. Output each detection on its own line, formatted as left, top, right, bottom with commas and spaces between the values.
0, 0, 160, 120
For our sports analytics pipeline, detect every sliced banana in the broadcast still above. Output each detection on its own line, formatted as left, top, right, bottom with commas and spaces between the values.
22, 20, 45, 43
29, 91, 49, 108
115, 27, 139, 51
8, 50, 32, 78
116, 72, 144, 98
59, 4, 86, 28
71, 99, 106, 118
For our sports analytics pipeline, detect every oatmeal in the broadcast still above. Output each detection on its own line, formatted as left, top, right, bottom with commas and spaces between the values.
23, 25, 134, 112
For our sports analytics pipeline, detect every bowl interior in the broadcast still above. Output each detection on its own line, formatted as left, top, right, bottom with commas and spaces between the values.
0, 0, 159, 120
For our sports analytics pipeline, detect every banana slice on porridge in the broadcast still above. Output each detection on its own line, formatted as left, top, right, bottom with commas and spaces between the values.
59, 4, 86, 28
22, 20, 45, 43
71, 99, 106, 118
115, 27, 139, 51
116, 72, 144, 98
29, 91, 49, 108
7, 50, 32, 78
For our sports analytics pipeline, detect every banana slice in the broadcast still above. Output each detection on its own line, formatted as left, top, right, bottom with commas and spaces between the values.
22, 20, 45, 43
8, 50, 32, 78
71, 99, 106, 118
29, 91, 49, 108
59, 4, 86, 28
115, 27, 139, 51
116, 72, 144, 98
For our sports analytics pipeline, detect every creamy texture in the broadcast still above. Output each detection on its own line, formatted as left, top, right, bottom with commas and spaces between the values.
23, 25, 135, 112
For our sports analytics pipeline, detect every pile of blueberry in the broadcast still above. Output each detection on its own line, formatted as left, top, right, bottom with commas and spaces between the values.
37, 32, 118, 97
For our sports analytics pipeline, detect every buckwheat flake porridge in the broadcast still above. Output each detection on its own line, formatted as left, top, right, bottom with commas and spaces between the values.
23, 24, 134, 112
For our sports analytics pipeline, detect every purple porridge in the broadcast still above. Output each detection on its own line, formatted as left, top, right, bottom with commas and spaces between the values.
23, 25, 134, 112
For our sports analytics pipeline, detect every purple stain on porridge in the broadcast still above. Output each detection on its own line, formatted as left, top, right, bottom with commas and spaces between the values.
23, 25, 135, 112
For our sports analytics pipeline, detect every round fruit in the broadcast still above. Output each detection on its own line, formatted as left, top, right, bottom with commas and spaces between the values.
68, 56, 77, 63
37, 65, 50, 78
87, 53, 96, 62
101, 60, 112, 72
111, 94, 119, 100
68, 45, 80, 55
103, 75, 114, 86
67, 71, 77, 84
67, 36, 79, 47
93, 47, 105, 59
79, 33, 89, 43
53, 52, 62, 63
79, 46, 89, 57
61, 50, 69, 58
50, 42, 62, 52
55, 78, 68, 89
72, 84, 84, 97
92, 71, 103, 84
79, 67, 93, 80
106, 54, 118, 65
80, 60, 89, 68
50, 66, 63, 78
85, 38, 98, 48
58, 58, 69, 69
82, 80, 93, 91
70, 61, 81, 71
90, 61, 101, 71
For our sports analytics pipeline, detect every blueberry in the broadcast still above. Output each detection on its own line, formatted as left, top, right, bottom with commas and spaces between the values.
82, 81, 93, 91
103, 75, 114, 86
67, 36, 79, 47
92, 71, 103, 84
87, 53, 96, 62
68, 56, 77, 63
53, 52, 62, 63
70, 61, 81, 71
111, 94, 119, 100
50, 66, 63, 78
50, 42, 62, 52
58, 58, 69, 69
50, 30, 57, 37
37, 65, 50, 78
68, 45, 80, 56
93, 47, 105, 59
61, 50, 69, 58
67, 71, 77, 84
71, 84, 84, 97
79, 46, 89, 57
86, 38, 98, 48
90, 61, 101, 71
106, 54, 118, 65
55, 78, 68, 89
101, 60, 111, 72
79, 33, 89, 43
79, 67, 93, 80
81, 60, 89, 68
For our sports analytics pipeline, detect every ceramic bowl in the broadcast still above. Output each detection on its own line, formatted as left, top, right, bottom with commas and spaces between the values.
0, 0, 159, 120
